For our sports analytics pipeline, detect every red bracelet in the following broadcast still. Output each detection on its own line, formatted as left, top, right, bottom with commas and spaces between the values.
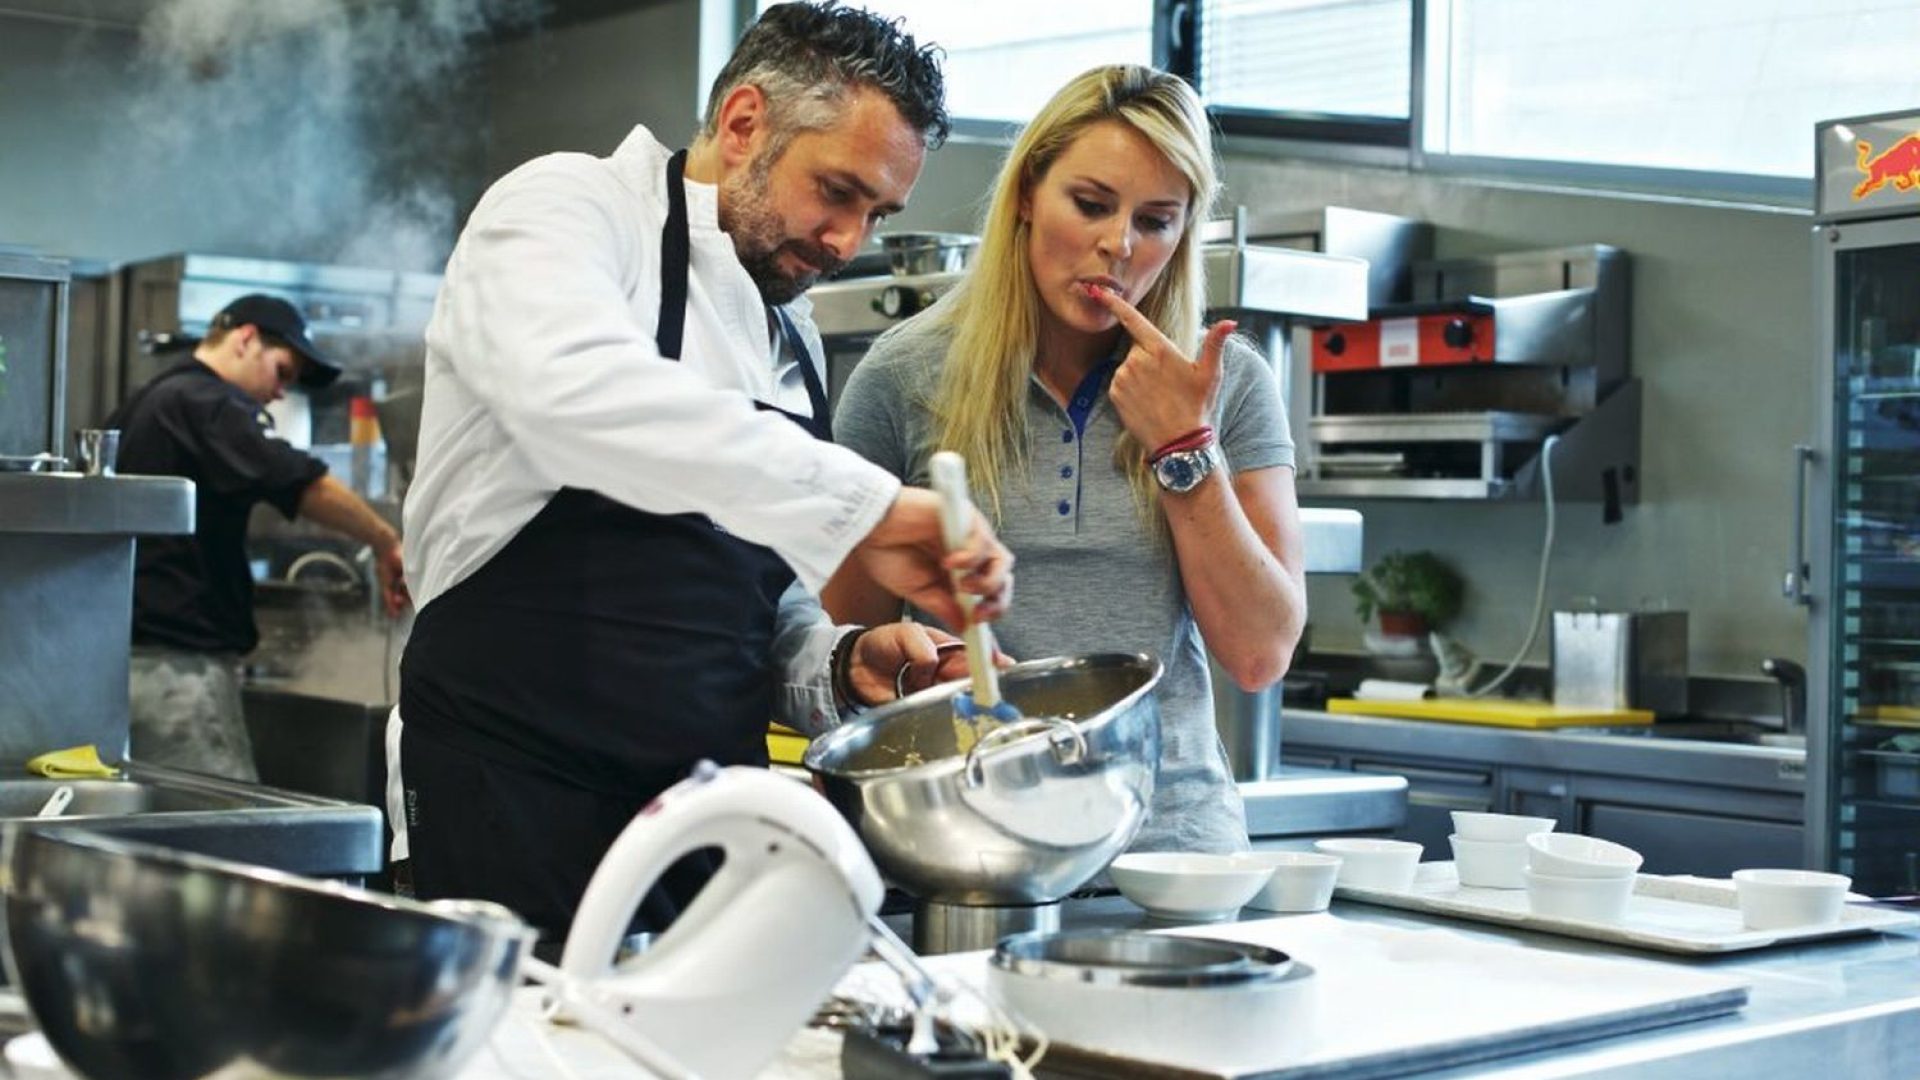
1150, 426, 1215, 463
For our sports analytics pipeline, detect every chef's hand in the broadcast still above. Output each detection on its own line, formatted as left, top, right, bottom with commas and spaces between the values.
1091, 284, 1233, 451
845, 622, 1015, 706
854, 488, 1013, 630
373, 539, 410, 617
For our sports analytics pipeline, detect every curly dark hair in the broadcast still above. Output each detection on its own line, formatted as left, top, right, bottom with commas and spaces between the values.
701, 2, 949, 150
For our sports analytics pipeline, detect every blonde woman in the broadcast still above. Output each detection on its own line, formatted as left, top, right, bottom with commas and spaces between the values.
826, 65, 1307, 854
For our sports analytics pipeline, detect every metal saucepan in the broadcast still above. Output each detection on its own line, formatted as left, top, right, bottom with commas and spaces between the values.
804, 652, 1162, 906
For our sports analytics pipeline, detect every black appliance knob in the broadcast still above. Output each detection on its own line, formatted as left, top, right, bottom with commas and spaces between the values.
877, 285, 924, 319
1323, 331, 1346, 356
1443, 318, 1475, 349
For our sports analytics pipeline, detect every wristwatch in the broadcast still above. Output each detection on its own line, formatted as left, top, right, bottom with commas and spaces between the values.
1153, 445, 1218, 494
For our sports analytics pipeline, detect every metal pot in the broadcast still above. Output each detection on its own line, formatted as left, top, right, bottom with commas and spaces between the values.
881, 231, 980, 276
2, 825, 531, 1080
804, 652, 1161, 905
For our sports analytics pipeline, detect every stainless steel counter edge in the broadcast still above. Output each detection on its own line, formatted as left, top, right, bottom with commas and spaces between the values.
1285, 708, 1805, 793
3, 762, 384, 878
1239, 767, 1409, 838
0, 473, 194, 535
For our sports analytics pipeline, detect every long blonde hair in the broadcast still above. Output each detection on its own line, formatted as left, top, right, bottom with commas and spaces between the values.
929, 65, 1219, 521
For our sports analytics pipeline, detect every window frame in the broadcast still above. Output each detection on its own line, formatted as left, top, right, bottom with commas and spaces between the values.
1159, 0, 1416, 149
710, 0, 1822, 207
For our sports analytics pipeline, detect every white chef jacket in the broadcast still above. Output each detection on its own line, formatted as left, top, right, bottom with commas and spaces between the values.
403, 124, 897, 735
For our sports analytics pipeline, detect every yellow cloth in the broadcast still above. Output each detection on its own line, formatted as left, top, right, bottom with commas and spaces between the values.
767, 725, 810, 767
25, 745, 119, 779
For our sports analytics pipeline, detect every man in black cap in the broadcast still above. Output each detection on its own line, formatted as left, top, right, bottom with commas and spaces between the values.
106, 293, 409, 781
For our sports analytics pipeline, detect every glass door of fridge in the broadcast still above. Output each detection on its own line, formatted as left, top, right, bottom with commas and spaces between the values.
1819, 223, 1920, 896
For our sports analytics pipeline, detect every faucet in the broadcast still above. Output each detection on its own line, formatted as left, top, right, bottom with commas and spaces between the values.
1761, 657, 1807, 735
286, 548, 381, 622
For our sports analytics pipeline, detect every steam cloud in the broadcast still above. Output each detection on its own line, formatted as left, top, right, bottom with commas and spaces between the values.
118, 0, 544, 272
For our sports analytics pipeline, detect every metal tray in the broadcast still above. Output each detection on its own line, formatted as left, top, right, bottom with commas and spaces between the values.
0, 454, 67, 473
1334, 862, 1920, 955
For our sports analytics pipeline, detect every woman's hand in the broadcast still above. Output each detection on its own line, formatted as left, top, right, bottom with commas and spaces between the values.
845, 622, 1015, 706
1090, 284, 1235, 451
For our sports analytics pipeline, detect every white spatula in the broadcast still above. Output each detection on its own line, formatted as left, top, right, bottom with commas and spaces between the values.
928, 451, 1017, 722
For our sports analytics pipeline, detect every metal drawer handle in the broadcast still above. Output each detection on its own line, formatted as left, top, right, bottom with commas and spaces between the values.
1783, 444, 1815, 606
1408, 793, 1495, 812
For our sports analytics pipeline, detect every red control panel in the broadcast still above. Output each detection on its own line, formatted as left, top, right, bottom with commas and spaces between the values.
1311, 311, 1496, 373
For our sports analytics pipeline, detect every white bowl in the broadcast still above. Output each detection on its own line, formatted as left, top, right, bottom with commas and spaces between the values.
1732, 868, 1851, 930
1108, 852, 1274, 921
1450, 811, 1557, 842
1313, 838, 1423, 892
1525, 867, 1635, 923
1242, 852, 1343, 912
1524, 832, 1643, 878
1448, 834, 1529, 889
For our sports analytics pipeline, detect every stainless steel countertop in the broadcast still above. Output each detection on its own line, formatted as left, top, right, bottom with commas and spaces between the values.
1045, 893, 1920, 1078
1285, 708, 1806, 794
1240, 765, 1408, 840
0, 472, 195, 535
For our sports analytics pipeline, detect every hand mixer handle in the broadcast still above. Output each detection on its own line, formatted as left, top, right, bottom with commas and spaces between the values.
559, 763, 882, 981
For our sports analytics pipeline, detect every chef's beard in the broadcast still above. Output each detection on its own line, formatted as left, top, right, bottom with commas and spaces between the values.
719, 147, 845, 306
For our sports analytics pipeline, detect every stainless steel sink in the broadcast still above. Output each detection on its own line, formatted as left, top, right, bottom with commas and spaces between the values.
0, 764, 384, 991
0, 762, 382, 880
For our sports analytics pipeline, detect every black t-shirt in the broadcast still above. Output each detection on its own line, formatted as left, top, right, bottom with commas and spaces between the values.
106, 360, 328, 654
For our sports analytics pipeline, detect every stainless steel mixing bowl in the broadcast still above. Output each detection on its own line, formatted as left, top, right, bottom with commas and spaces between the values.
2, 825, 531, 1080
804, 652, 1162, 905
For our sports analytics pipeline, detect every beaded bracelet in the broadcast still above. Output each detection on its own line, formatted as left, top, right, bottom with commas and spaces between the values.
1150, 425, 1216, 463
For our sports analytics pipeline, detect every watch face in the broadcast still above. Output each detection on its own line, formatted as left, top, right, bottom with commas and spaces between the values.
1155, 447, 1217, 492
1156, 451, 1205, 491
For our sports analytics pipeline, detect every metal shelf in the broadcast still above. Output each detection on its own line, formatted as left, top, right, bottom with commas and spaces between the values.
1310, 411, 1566, 445
1300, 476, 1511, 499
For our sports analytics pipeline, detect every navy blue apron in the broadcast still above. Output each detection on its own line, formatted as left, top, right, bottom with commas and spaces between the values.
399, 149, 832, 938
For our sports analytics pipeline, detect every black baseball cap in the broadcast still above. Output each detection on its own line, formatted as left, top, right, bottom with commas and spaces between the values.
213, 294, 340, 390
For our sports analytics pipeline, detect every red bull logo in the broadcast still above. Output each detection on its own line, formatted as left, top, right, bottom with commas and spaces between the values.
1854, 134, 1920, 200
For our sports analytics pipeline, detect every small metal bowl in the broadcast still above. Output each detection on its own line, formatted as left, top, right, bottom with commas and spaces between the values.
991, 929, 1294, 988
985, 929, 1316, 1067
3, 826, 532, 1080
881, 232, 979, 276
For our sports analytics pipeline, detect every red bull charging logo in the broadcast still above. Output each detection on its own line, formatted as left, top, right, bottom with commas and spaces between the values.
1854, 133, 1920, 199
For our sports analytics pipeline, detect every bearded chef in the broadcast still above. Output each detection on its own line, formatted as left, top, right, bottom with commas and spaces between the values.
392, 3, 1009, 943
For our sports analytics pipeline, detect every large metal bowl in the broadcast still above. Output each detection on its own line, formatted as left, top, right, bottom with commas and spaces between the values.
881, 231, 979, 276
2, 825, 531, 1080
804, 653, 1161, 905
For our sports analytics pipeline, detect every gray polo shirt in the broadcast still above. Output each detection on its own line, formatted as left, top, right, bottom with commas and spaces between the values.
833, 314, 1295, 854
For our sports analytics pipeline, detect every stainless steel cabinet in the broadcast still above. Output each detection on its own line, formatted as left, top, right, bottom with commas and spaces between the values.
1806, 110, 1920, 894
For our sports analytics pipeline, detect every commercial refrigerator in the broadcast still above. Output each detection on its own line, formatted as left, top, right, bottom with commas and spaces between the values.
1804, 107, 1920, 894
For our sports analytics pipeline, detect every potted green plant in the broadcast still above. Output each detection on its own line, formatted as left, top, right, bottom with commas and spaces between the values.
1352, 550, 1465, 638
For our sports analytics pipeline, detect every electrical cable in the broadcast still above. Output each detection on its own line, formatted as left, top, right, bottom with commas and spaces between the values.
1467, 434, 1560, 698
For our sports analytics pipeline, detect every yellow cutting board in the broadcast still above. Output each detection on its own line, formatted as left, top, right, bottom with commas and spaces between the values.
1853, 705, 1920, 727
767, 723, 810, 766
1327, 697, 1654, 729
